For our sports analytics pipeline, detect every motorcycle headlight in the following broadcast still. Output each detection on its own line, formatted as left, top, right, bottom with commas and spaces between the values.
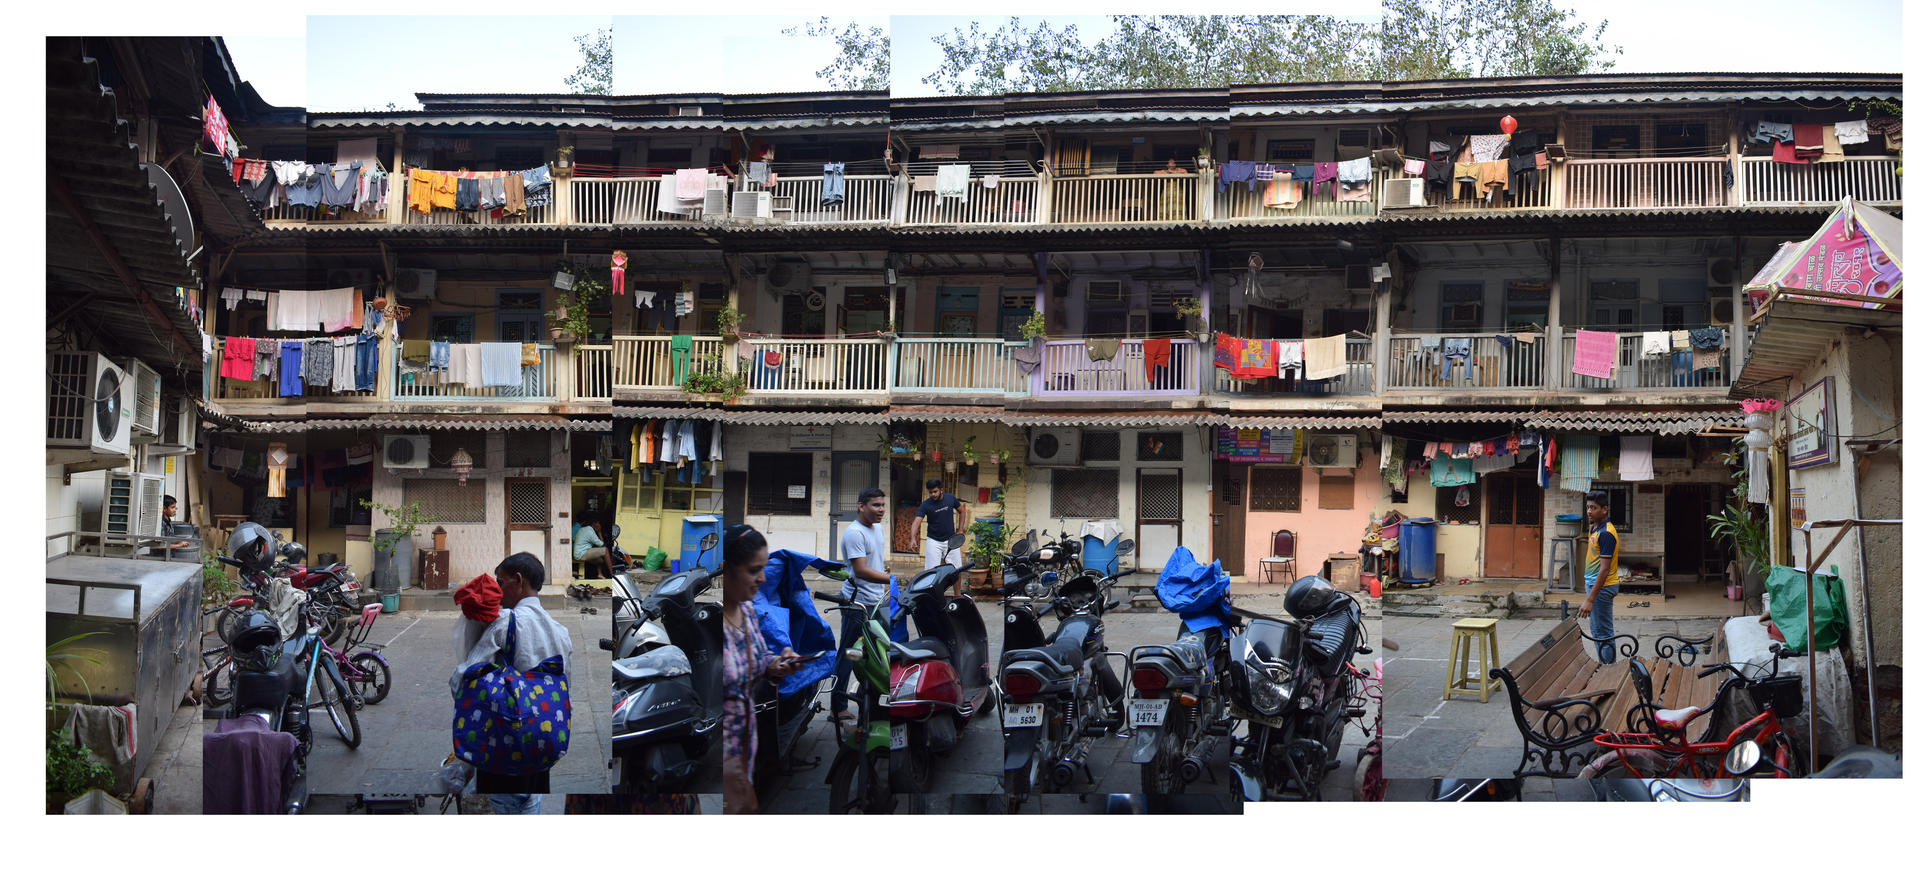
1025, 579, 1048, 598
1650, 783, 1680, 802
1247, 662, 1293, 715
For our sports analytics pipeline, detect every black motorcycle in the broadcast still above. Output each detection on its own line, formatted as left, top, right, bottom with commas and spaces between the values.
998, 568, 1125, 807
607, 533, 723, 793
1127, 542, 1236, 796
1005, 526, 1083, 601
1223, 575, 1371, 801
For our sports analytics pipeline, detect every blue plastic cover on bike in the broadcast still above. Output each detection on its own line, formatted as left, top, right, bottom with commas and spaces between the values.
1154, 546, 1233, 632
753, 549, 841, 696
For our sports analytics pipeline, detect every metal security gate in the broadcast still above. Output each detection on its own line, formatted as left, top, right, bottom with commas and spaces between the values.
1136, 470, 1183, 572
506, 478, 551, 568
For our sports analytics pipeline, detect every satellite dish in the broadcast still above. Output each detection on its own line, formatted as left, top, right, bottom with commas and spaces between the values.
806, 290, 826, 312
141, 163, 194, 254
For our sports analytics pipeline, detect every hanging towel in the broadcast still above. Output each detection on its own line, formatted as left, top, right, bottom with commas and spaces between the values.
1642, 331, 1671, 356
1337, 157, 1372, 183
1671, 330, 1692, 351
910, 175, 937, 192
1618, 436, 1654, 482
521, 343, 540, 366
747, 162, 770, 185
1303, 335, 1347, 381
675, 169, 708, 200
1690, 326, 1725, 350
1141, 338, 1173, 373
656, 174, 690, 215
1558, 437, 1599, 493
1835, 120, 1870, 145
315, 287, 357, 333
1813, 126, 1845, 162
1772, 140, 1810, 164
1571, 330, 1618, 379
1472, 453, 1515, 474
1429, 452, 1475, 487
1402, 158, 1426, 176
1792, 124, 1824, 153
981, 174, 1000, 189
821, 163, 845, 206
1011, 342, 1044, 375
935, 164, 971, 202
479, 342, 523, 387
1263, 175, 1303, 208
402, 340, 431, 363
448, 344, 479, 386
1084, 338, 1121, 362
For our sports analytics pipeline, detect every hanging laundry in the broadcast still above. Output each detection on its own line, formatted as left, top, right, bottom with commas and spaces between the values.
1141, 338, 1172, 373
935, 164, 972, 202
1642, 331, 1671, 356
1469, 134, 1507, 162
1429, 452, 1475, 487
316, 287, 358, 333
220, 337, 255, 381
910, 175, 937, 192
454, 177, 479, 211
1618, 436, 1654, 481
303, 338, 333, 392
1812, 126, 1845, 162
521, 343, 540, 367
1338, 181, 1371, 202
1310, 162, 1338, 195
520, 166, 552, 208
1303, 335, 1347, 381
675, 169, 708, 201
1011, 342, 1044, 375
354, 335, 379, 391
1402, 158, 1426, 176
1475, 160, 1509, 200
1751, 121, 1794, 144
709, 422, 723, 463
611, 250, 627, 297
1835, 119, 1870, 145
981, 174, 1000, 190
1792, 123, 1824, 154
402, 340, 431, 363
1472, 453, 1514, 474
1441, 337, 1474, 381
1424, 159, 1453, 186
278, 341, 304, 396
1231, 337, 1278, 380
1558, 437, 1599, 493
1263, 173, 1303, 209
476, 174, 506, 210
1693, 349, 1723, 372
822, 163, 846, 206
331, 337, 356, 392
1272, 340, 1304, 377
656, 174, 691, 215
429, 340, 450, 372
1217, 160, 1258, 193
1771, 140, 1809, 164
1670, 330, 1692, 351
747, 162, 771, 185
319, 162, 361, 207
503, 173, 526, 215
1337, 157, 1372, 183
1689, 327, 1725, 350
1084, 338, 1121, 362
1428, 140, 1455, 157
479, 343, 523, 387
253, 341, 277, 382
1571, 330, 1618, 379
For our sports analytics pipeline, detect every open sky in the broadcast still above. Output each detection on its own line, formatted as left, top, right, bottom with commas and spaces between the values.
218, 2, 1903, 109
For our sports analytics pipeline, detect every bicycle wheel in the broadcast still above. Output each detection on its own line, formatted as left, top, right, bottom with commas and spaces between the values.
314, 660, 362, 748
1771, 730, 1807, 778
348, 653, 392, 705
204, 657, 235, 707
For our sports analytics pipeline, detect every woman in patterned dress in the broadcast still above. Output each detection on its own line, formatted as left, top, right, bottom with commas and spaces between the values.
720, 524, 799, 814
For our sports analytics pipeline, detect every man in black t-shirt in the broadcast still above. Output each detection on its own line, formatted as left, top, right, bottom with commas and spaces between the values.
911, 478, 967, 570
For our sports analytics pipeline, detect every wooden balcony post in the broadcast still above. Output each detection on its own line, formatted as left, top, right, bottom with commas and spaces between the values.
1731, 235, 1749, 379
1037, 171, 1053, 224
374, 332, 395, 402
1546, 234, 1564, 391
884, 338, 900, 394
555, 344, 575, 403
1373, 275, 1391, 397
1200, 169, 1216, 222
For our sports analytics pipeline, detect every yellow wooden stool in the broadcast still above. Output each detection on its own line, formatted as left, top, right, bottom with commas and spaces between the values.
1443, 617, 1503, 702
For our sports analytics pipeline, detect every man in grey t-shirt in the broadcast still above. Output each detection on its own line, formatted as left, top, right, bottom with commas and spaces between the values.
829, 486, 891, 723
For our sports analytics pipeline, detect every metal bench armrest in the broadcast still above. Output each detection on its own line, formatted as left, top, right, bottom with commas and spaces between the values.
1653, 633, 1718, 668
1573, 627, 1641, 660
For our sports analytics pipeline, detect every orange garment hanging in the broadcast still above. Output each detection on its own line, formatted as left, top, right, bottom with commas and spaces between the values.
430, 171, 457, 210
408, 168, 436, 214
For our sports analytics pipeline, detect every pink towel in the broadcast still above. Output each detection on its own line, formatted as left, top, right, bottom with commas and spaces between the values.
675, 168, 707, 200
1572, 329, 1618, 379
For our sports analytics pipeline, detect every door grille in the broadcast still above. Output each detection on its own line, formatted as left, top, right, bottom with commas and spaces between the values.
1138, 472, 1181, 521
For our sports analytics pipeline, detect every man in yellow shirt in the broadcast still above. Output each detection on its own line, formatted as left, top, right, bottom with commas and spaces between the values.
1578, 491, 1623, 663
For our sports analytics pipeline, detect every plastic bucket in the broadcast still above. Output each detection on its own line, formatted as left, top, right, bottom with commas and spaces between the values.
1400, 517, 1438, 583
670, 559, 684, 574
380, 592, 400, 614
1081, 535, 1118, 578
1555, 514, 1584, 538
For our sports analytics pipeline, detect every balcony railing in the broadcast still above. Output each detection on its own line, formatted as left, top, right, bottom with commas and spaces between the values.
572, 177, 716, 224
900, 177, 1043, 225
398, 175, 560, 226
392, 344, 556, 400
1051, 173, 1201, 224
1418, 166, 1556, 212
1212, 173, 1379, 221
744, 175, 893, 224
1033, 339, 1198, 397
574, 343, 612, 403
743, 338, 888, 396
1740, 156, 1902, 206
1214, 339, 1374, 395
1565, 157, 1731, 209
209, 338, 376, 402
1386, 333, 1546, 390
891, 338, 1021, 395
609, 335, 727, 392
1559, 332, 1731, 391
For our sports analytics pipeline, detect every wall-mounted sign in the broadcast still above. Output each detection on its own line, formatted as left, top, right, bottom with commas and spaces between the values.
1789, 488, 1807, 530
1785, 377, 1836, 469
1214, 427, 1301, 462
787, 484, 808, 499
790, 426, 832, 450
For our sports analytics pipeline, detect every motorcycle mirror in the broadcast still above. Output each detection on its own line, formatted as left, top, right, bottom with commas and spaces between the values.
700, 532, 719, 551
1725, 740, 1762, 776
610, 524, 621, 539
1115, 539, 1136, 556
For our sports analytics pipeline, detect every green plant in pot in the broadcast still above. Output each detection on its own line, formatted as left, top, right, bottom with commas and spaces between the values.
961, 435, 979, 466
1173, 297, 1207, 338
681, 350, 749, 402
1019, 311, 1046, 342
1706, 439, 1771, 596
547, 263, 606, 342
968, 519, 1008, 587
716, 304, 743, 339
46, 727, 115, 809
362, 499, 437, 593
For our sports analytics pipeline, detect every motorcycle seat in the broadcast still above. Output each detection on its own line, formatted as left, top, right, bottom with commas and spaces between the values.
613, 646, 692, 684
1653, 705, 1707, 732
1304, 611, 1358, 664
893, 636, 950, 662
1135, 637, 1208, 672
1003, 639, 1083, 678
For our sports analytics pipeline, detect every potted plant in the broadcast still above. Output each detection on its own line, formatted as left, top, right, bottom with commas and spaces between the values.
961, 436, 979, 466
966, 518, 1008, 593
362, 499, 437, 598
1019, 311, 1047, 343
46, 727, 116, 813
716, 304, 743, 341
1706, 439, 1772, 604
547, 263, 605, 343
930, 448, 942, 463
553, 145, 575, 175
681, 350, 750, 403
877, 318, 898, 342
1174, 297, 1208, 340
1195, 147, 1212, 170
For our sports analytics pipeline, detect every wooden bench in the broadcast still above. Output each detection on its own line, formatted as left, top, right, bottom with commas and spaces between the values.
1489, 618, 1720, 778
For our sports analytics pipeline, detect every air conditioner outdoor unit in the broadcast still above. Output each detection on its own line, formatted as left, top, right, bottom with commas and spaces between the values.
1708, 258, 1738, 287
1445, 302, 1483, 325
1305, 433, 1359, 468
150, 397, 198, 456
103, 470, 165, 547
47, 351, 132, 457
393, 268, 437, 301
766, 260, 813, 294
703, 189, 728, 215
1028, 428, 1082, 467
117, 357, 162, 440
1709, 288, 1735, 324
325, 268, 372, 289
382, 435, 431, 469
732, 191, 772, 219
1380, 177, 1426, 209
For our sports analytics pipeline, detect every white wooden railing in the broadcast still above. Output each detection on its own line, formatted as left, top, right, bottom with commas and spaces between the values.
1051, 173, 1201, 224
609, 335, 726, 391
1033, 339, 1198, 396
1740, 156, 1902, 206
1565, 157, 1730, 209
572, 177, 714, 224
891, 338, 1021, 394
1559, 331, 1731, 391
742, 338, 888, 395
1213, 171, 1380, 219
900, 177, 1043, 225
1386, 333, 1546, 390
574, 344, 612, 403
743, 175, 893, 224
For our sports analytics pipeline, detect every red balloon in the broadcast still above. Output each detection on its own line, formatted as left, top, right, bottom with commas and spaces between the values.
1500, 115, 1519, 136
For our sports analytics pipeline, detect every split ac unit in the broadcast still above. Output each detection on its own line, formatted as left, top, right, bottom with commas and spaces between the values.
382, 435, 431, 469
732, 191, 772, 219
1305, 433, 1359, 468
1708, 257, 1738, 287
1380, 177, 1426, 209
117, 357, 162, 440
325, 268, 373, 289
103, 470, 165, 546
393, 268, 437, 301
1028, 428, 1082, 467
703, 189, 728, 216
766, 260, 813, 295
1709, 288, 1735, 324
150, 396, 198, 456
47, 351, 132, 457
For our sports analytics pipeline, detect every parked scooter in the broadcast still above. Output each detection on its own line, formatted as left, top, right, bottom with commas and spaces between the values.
1128, 540, 1241, 796
204, 522, 309, 814
747, 550, 852, 795
815, 589, 897, 813
607, 532, 723, 793
888, 544, 997, 794
999, 567, 1126, 807
604, 525, 669, 661
1223, 574, 1372, 801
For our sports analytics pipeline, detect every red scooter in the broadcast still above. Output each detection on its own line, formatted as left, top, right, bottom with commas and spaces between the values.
887, 558, 996, 793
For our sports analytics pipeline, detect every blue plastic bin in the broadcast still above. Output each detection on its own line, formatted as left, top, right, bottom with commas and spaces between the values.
1081, 535, 1119, 577
680, 515, 721, 572
1399, 517, 1438, 583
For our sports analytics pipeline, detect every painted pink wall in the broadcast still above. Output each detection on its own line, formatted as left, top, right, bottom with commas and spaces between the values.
1237, 450, 1383, 584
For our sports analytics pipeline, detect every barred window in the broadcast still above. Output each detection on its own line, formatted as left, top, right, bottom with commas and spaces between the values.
1050, 469, 1118, 518
1136, 432, 1183, 462
1082, 431, 1121, 462
402, 479, 486, 523
748, 453, 812, 515
504, 433, 550, 469
1249, 466, 1302, 512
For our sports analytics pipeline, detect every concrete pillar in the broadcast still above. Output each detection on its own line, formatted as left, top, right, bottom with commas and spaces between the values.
1546, 235, 1564, 389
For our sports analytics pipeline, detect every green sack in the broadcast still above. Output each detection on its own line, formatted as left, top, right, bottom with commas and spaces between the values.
642, 547, 667, 571
1764, 564, 1851, 653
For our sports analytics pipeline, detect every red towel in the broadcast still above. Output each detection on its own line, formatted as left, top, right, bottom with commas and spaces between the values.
1142, 338, 1173, 372
455, 574, 501, 624
1772, 141, 1808, 164
1792, 123, 1823, 152
220, 337, 255, 381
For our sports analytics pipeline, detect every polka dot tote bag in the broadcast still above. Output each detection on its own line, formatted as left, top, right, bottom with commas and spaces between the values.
453, 614, 570, 775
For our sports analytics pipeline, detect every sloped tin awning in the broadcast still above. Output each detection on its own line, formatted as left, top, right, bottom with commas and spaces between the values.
1736, 197, 1903, 396
229, 414, 610, 433
1521, 410, 1745, 435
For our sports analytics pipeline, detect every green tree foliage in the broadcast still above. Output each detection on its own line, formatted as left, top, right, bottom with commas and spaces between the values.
784, 17, 891, 91
1381, 0, 1621, 79
565, 27, 614, 95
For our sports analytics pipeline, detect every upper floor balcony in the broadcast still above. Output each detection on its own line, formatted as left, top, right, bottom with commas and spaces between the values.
208, 337, 608, 414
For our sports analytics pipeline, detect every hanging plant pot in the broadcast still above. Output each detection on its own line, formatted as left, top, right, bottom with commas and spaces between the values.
944, 460, 956, 473
988, 453, 1000, 464
549, 325, 566, 342
913, 451, 922, 462
931, 450, 942, 462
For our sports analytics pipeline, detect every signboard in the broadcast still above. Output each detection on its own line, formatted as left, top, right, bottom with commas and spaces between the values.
790, 426, 831, 450
1214, 427, 1301, 463
1789, 488, 1807, 530
1785, 377, 1837, 469
787, 484, 808, 499
1781, 218, 1902, 306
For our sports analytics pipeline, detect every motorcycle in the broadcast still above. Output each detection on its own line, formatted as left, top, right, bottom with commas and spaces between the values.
204, 523, 309, 814
275, 538, 361, 644
888, 545, 997, 794
815, 589, 897, 813
1223, 574, 1372, 801
999, 566, 1126, 807
607, 532, 723, 793
1005, 525, 1084, 601
747, 550, 853, 795
1128, 541, 1241, 797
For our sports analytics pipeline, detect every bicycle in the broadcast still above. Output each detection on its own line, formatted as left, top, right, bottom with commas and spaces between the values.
1351, 657, 1386, 802
289, 598, 363, 749
1583, 642, 1806, 781
323, 603, 392, 706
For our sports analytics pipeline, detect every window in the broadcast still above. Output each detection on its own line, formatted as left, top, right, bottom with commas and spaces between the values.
1434, 481, 1478, 525
1593, 482, 1633, 533
1050, 469, 1119, 518
403, 479, 487, 523
1591, 125, 1642, 156
497, 289, 544, 311
504, 433, 550, 469
1655, 123, 1707, 152
1441, 282, 1484, 330
1589, 280, 1641, 329
1318, 474, 1355, 510
1136, 432, 1184, 462
429, 315, 474, 343
748, 452, 813, 515
1504, 281, 1550, 330
1082, 431, 1121, 462
999, 289, 1035, 341
1089, 145, 1123, 174
1249, 466, 1302, 512
1265, 139, 1315, 162
935, 286, 979, 337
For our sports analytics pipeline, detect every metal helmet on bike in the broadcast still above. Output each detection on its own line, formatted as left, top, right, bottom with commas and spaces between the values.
228, 610, 284, 671
281, 541, 308, 565
1283, 575, 1340, 619
226, 522, 277, 575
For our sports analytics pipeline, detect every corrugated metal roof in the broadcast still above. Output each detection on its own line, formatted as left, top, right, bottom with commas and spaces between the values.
611, 406, 887, 425
1522, 410, 1744, 435
233, 415, 610, 433
886, 406, 1007, 424
308, 113, 885, 132
1002, 411, 1220, 428
1384, 410, 1535, 423
1732, 297, 1906, 395
1232, 87, 1903, 117
1223, 415, 1382, 429
1002, 110, 1230, 126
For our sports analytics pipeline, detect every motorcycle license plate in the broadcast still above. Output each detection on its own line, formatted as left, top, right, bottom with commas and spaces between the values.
889, 724, 907, 750
1004, 703, 1043, 728
1131, 699, 1170, 728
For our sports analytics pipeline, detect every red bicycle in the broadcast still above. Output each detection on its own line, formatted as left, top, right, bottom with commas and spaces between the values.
1583, 642, 1807, 781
